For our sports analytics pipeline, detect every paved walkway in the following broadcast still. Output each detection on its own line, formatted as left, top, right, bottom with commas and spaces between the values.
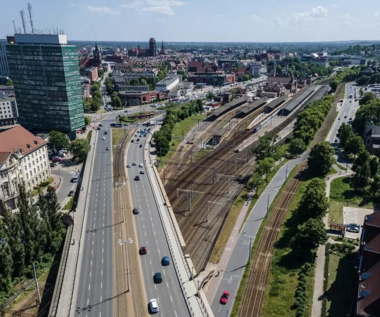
311, 164, 353, 317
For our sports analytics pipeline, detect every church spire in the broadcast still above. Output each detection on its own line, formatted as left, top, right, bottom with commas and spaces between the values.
160, 39, 165, 55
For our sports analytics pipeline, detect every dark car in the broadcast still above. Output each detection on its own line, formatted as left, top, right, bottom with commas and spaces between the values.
134, 176, 140, 181
154, 272, 162, 283
68, 190, 74, 196
139, 144, 143, 148
106, 147, 109, 150
162, 256, 170, 266
131, 139, 134, 143
140, 246, 147, 255
133, 207, 139, 214
99, 123, 103, 127
104, 131, 107, 134
97, 127, 101, 130
137, 138, 140, 141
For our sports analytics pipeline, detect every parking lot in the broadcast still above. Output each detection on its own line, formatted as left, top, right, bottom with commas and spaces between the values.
343, 206, 373, 239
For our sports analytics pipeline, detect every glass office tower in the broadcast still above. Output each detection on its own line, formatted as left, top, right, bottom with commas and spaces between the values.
6, 34, 84, 134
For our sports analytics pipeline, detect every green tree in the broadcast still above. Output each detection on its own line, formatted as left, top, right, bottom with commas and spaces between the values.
291, 218, 327, 260
353, 150, 371, 171
351, 164, 371, 192
0, 220, 13, 292
289, 138, 306, 155
337, 123, 354, 147
298, 178, 329, 219
5, 79, 13, 86
98, 68, 104, 77
84, 116, 91, 126
206, 92, 214, 101
90, 97, 102, 112
370, 156, 379, 178
113, 96, 122, 108
308, 142, 335, 176
370, 176, 380, 198
359, 92, 376, 106
48, 131, 70, 152
83, 97, 92, 112
255, 157, 275, 181
353, 99, 380, 134
345, 136, 365, 157
70, 139, 91, 161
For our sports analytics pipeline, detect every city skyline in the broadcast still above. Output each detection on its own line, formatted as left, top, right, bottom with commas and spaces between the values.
1, 0, 380, 42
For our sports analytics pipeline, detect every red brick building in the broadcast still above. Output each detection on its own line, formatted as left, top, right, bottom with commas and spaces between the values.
81, 67, 98, 83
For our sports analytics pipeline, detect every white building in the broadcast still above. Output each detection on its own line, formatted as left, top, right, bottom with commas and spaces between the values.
0, 125, 51, 212
250, 62, 261, 78
0, 93, 18, 126
156, 74, 182, 92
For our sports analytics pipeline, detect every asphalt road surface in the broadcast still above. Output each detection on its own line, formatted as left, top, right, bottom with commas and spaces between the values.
126, 132, 190, 316
75, 117, 116, 317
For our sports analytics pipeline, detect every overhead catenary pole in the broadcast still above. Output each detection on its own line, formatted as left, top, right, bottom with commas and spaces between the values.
33, 263, 41, 303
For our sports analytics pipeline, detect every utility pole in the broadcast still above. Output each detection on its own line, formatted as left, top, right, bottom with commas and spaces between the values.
266, 194, 270, 216
248, 237, 252, 264
177, 187, 203, 212
217, 173, 236, 195
32, 263, 41, 303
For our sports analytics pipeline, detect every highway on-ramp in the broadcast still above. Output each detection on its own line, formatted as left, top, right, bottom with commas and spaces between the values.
126, 131, 190, 316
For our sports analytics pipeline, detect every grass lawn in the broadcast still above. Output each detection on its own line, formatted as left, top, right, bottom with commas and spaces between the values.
112, 129, 125, 147
330, 177, 374, 207
340, 85, 346, 100
324, 254, 353, 317
30, 177, 54, 195
261, 172, 316, 317
329, 200, 344, 223
209, 159, 288, 264
158, 113, 206, 169
86, 130, 92, 142
63, 196, 74, 210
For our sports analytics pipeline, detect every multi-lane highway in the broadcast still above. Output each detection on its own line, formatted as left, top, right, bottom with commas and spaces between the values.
75, 117, 115, 316
126, 131, 190, 316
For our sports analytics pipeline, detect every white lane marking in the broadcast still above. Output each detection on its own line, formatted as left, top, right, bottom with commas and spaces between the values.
90, 271, 92, 277
91, 250, 93, 255
152, 223, 154, 228
150, 260, 152, 265
156, 239, 158, 244
143, 224, 145, 229
163, 270, 165, 275
155, 284, 157, 289
174, 311, 178, 317
87, 299, 89, 306
145, 232, 146, 236
88, 284, 91, 290
101, 282, 103, 289
102, 258, 103, 264
101, 270, 103, 275
154, 231, 156, 235
92, 240, 94, 245
102, 248, 104, 253
91, 261, 92, 266
102, 239, 104, 244
170, 295, 173, 302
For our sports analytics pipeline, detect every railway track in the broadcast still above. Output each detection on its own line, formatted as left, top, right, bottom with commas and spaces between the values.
238, 164, 305, 317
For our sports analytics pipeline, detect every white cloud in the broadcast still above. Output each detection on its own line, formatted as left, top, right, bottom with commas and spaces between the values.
87, 5, 120, 15
119, 0, 186, 15
70, 3, 75, 7
291, 6, 328, 26
157, 18, 165, 22
374, 10, 380, 18
251, 14, 264, 23
215, 14, 224, 17
332, 4, 337, 7
275, 17, 289, 27
340, 14, 358, 26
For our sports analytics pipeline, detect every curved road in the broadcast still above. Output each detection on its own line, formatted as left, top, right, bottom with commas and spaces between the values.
126, 132, 190, 316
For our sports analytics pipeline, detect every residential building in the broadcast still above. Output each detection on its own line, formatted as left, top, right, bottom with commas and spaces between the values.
6, 33, 85, 137
363, 120, 380, 155
257, 82, 288, 98
156, 74, 182, 92
266, 76, 297, 93
310, 57, 329, 68
355, 211, 380, 317
81, 66, 98, 83
149, 38, 157, 57
360, 67, 376, 77
0, 125, 50, 212
119, 90, 165, 106
0, 85, 15, 97
250, 62, 261, 77
187, 73, 228, 86
120, 85, 149, 93
0, 93, 18, 126
0, 41, 10, 78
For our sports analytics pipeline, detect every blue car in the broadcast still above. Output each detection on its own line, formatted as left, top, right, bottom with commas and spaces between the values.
162, 256, 170, 266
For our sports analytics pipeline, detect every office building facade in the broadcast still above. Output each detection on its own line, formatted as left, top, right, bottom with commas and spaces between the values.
6, 34, 84, 135
149, 38, 157, 57
0, 41, 10, 78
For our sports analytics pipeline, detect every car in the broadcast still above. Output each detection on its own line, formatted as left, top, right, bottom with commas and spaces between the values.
335, 139, 338, 143
50, 162, 57, 167
338, 117, 341, 120
161, 256, 170, 266
140, 170, 145, 174
346, 223, 360, 233
134, 176, 140, 181
123, 124, 129, 127
144, 134, 147, 137
344, 116, 347, 118
53, 157, 62, 162
139, 163, 143, 168
102, 136, 106, 140
349, 117, 352, 120
220, 291, 230, 304
133, 207, 139, 214
154, 272, 162, 283
149, 299, 159, 313
106, 147, 109, 150
139, 144, 143, 148
68, 190, 74, 197
137, 138, 140, 141
127, 164, 131, 168
61, 148, 68, 154
132, 162, 137, 166
140, 246, 147, 254
104, 131, 107, 134
131, 139, 134, 143
97, 127, 101, 130
99, 123, 103, 127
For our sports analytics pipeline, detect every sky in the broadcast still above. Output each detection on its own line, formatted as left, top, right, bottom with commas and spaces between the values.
1, 0, 380, 42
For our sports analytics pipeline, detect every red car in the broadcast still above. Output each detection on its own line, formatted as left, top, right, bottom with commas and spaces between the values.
220, 291, 229, 304
140, 246, 147, 255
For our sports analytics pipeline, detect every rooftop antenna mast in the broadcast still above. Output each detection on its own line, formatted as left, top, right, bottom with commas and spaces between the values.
13, 20, 17, 34
27, 3, 34, 33
20, 9, 27, 33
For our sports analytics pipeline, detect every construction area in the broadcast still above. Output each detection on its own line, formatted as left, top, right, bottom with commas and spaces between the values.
161, 84, 330, 273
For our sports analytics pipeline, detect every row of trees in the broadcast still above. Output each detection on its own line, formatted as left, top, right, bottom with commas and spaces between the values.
330, 67, 360, 91
153, 99, 203, 156
352, 93, 380, 134
83, 82, 103, 112
104, 77, 114, 95
291, 95, 334, 152
48, 131, 91, 161
0, 187, 67, 297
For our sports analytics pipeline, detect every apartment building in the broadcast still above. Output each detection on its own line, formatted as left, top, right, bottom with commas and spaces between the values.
0, 93, 18, 126
0, 125, 51, 212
